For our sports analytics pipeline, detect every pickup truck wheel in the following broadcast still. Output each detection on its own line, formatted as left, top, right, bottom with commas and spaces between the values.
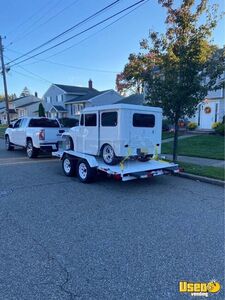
5, 135, 14, 151
62, 155, 76, 177
77, 159, 96, 183
102, 144, 117, 165
26, 139, 39, 158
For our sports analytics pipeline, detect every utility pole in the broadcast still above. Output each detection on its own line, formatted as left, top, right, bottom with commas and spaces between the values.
0, 35, 10, 125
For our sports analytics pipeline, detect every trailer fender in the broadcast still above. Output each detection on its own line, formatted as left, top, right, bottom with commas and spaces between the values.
61, 151, 99, 168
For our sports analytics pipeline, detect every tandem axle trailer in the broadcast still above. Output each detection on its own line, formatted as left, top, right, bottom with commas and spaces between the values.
53, 150, 179, 183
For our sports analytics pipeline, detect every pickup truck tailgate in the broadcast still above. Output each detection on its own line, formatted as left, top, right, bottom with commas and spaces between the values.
39, 128, 64, 142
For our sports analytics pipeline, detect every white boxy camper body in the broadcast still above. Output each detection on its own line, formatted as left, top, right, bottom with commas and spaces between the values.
66, 104, 162, 162
53, 104, 179, 183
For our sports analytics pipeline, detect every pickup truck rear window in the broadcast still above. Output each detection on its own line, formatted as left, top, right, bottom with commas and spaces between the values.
28, 118, 60, 128
133, 113, 155, 128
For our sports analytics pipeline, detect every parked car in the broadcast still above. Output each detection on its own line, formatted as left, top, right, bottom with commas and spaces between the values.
62, 104, 162, 165
5, 117, 64, 158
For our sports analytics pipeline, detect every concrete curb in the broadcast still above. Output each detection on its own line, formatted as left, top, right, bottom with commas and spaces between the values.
175, 172, 225, 187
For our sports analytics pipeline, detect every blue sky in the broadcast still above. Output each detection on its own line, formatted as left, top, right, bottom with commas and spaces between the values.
1, 0, 224, 98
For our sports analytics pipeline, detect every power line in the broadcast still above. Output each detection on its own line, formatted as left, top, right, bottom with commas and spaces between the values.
45, 0, 149, 60
8, 0, 80, 47
12, 69, 52, 84
8, 0, 146, 68
6, 0, 54, 37
7, 0, 121, 65
6, 48, 119, 73
4, 54, 51, 84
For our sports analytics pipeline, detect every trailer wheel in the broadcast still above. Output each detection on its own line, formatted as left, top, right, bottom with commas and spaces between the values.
77, 159, 96, 183
62, 155, 76, 177
102, 144, 117, 165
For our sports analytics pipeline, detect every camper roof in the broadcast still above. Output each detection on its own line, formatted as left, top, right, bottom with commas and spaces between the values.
83, 104, 162, 113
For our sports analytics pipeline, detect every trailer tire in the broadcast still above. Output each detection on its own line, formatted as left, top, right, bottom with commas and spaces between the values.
102, 144, 117, 165
77, 159, 96, 183
62, 155, 76, 177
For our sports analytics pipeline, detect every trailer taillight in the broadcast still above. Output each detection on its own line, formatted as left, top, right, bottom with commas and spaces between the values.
39, 129, 45, 140
114, 174, 121, 181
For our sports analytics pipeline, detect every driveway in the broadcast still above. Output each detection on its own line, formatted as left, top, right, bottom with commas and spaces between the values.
0, 139, 224, 299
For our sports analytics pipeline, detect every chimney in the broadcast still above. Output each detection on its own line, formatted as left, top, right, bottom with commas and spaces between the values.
88, 79, 93, 89
34, 91, 38, 97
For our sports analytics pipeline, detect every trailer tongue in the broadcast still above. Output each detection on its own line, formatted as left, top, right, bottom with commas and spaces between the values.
53, 150, 179, 183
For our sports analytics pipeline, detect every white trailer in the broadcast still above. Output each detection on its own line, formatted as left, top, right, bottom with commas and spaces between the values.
53, 149, 179, 183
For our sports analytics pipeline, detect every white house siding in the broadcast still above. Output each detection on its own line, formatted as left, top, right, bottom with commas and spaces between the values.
190, 87, 225, 129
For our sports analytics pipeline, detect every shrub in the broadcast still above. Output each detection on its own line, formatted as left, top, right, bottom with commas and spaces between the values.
187, 122, 198, 130
212, 122, 222, 129
162, 119, 171, 131
215, 123, 225, 136
59, 118, 79, 128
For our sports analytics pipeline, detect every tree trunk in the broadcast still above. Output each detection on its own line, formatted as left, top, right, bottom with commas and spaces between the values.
173, 118, 179, 162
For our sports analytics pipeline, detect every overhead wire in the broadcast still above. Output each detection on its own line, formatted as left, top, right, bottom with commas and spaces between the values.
45, 0, 149, 60
7, 0, 147, 68
7, 0, 80, 47
6, 0, 62, 47
6, 0, 121, 65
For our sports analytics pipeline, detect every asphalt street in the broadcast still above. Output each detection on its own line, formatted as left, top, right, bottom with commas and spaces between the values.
0, 139, 224, 300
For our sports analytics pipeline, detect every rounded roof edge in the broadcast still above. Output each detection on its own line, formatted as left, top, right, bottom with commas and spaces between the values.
83, 104, 162, 112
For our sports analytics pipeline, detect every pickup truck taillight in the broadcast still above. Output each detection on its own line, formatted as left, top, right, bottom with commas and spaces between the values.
39, 129, 45, 140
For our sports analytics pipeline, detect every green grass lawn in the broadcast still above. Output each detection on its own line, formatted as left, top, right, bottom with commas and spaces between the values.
178, 161, 224, 181
162, 135, 224, 160
0, 126, 7, 139
162, 131, 174, 140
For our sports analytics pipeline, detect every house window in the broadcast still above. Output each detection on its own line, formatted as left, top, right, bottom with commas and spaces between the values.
198, 105, 201, 126
72, 103, 84, 115
19, 109, 26, 117
215, 103, 218, 122
46, 96, 51, 103
133, 113, 155, 127
57, 95, 63, 102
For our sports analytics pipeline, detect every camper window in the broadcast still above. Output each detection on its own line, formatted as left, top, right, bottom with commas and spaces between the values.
85, 114, 97, 126
133, 113, 155, 128
101, 112, 117, 127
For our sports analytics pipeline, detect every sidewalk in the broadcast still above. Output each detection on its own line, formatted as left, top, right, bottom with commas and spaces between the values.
163, 154, 225, 168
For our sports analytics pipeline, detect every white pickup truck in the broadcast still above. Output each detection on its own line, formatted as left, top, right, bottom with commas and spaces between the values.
5, 117, 65, 158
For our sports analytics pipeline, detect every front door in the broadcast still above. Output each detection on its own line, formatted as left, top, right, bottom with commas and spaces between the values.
199, 102, 218, 129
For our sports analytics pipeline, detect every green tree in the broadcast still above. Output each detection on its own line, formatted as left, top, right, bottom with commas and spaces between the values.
118, 0, 225, 161
20, 86, 31, 97
116, 53, 154, 95
38, 103, 46, 117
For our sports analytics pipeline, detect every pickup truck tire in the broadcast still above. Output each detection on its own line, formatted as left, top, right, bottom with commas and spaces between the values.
26, 139, 39, 158
77, 159, 96, 183
102, 144, 117, 165
62, 155, 76, 177
5, 135, 14, 151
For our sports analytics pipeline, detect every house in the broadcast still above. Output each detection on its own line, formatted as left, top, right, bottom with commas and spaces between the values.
189, 76, 225, 129
143, 72, 225, 130
0, 94, 42, 124
116, 93, 145, 105
43, 80, 123, 119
